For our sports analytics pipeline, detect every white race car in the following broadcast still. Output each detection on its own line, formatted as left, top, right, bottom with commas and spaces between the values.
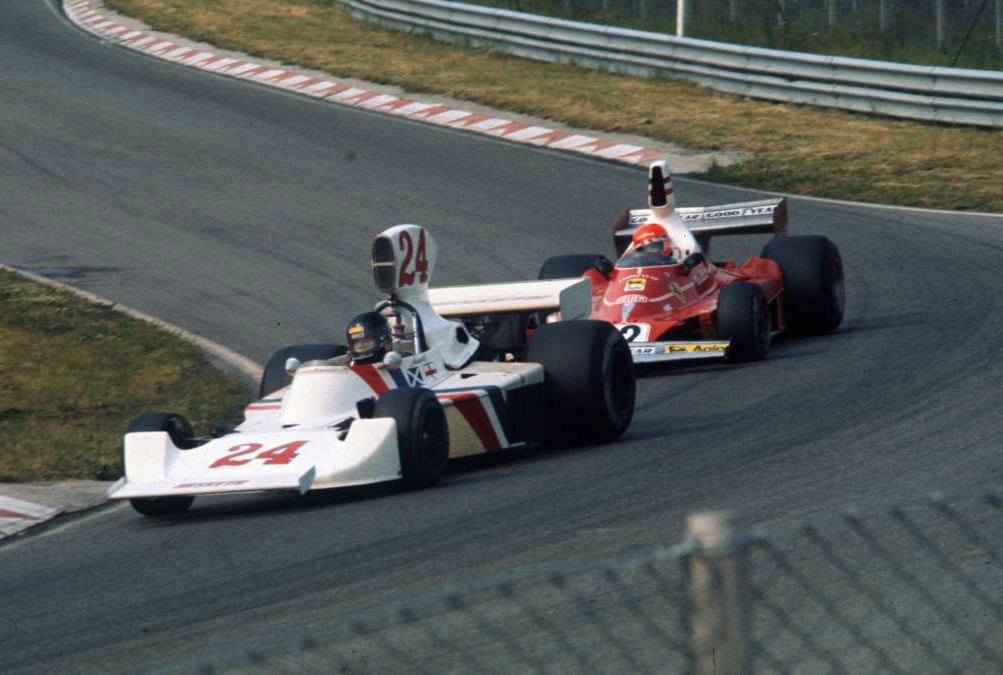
108, 225, 636, 516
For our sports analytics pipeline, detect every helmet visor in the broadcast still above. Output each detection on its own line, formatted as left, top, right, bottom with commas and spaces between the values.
636, 238, 666, 253
350, 335, 378, 357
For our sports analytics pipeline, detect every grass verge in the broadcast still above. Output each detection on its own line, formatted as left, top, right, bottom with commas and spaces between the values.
101, 0, 1003, 212
0, 270, 251, 482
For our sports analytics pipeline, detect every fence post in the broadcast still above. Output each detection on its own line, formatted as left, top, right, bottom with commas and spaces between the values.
676, 0, 687, 36
687, 511, 751, 675
729, 0, 738, 23
880, 0, 890, 32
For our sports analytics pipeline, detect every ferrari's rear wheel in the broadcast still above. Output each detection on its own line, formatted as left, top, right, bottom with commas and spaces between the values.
761, 235, 844, 335
124, 413, 198, 517
374, 388, 449, 489
526, 320, 635, 447
538, 254, 609, 280
259, 343, 348, 398
717, 283, 771, 363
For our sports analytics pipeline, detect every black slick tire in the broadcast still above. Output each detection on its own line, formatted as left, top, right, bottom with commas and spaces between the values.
374, 388, 449, 489
761, 235, 845, 335
717, 283, 771, 363
124, 413, 199, 517
538, 254, 608, 280
525, 320, 635, 447
260, 344, 348, 398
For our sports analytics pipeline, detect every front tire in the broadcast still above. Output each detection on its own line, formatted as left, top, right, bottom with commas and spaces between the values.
260, 343, 347, 398
374, 388, 449, 489
124, 413, 199, 517
761, 235, 844, 335
717, 283, 771, 363
526, 320, 635, 446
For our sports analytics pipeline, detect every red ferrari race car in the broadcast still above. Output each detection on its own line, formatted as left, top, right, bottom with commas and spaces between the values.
539, 161, 845, 364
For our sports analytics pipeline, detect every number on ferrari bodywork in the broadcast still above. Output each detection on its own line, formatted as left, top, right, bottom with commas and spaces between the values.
619, 324, 653, 342
210, 441, 307, 468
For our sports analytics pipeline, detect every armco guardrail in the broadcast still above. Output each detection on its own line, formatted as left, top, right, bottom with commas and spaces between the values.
339, 0, 1003, 128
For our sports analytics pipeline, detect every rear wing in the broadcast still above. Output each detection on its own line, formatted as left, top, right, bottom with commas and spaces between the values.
428, 278, 591, 321
613, 198, 787, 256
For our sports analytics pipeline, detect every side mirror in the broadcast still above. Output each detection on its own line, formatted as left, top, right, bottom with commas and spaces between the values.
681, 252, 706, 276
593, 256, 614, 279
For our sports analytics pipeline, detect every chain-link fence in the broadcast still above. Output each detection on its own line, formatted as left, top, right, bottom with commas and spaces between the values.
745, 491, 1003, 674
199, 487, 1002, 673
459, 0, 1003, 69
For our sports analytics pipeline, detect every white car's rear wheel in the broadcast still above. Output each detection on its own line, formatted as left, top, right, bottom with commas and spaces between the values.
526, 320, 635, 447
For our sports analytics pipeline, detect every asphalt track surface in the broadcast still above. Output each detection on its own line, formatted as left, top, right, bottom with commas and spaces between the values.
2, 0, 1003, 671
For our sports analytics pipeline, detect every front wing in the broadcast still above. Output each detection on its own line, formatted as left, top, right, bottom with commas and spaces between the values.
629, 340, 729, 364
107, 419, 401, 501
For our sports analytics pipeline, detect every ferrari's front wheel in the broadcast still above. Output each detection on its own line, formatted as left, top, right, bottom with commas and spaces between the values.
375, 388, 449, 489
526, 320, 635, 447
124, 413, 199, 517
717, 282, 771, 363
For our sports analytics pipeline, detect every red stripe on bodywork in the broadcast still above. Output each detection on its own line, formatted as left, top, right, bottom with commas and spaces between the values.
0, 508, 37, 520
349, 364, 390, 396
245, 403, 282, 412
437, 393, 502, 451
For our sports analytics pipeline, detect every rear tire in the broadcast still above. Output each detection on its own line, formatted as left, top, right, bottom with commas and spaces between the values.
538, 254, 608, 280
124, 413, 198, 517
761, 235, 844, 335
717, 283, 770, 363
260, 343, 347, 398
526, 320, 635, 446
374, 388, 449, 489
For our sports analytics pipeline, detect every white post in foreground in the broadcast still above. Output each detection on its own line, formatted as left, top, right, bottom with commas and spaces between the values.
688, 511, 751, 675
676, 0, 687, 36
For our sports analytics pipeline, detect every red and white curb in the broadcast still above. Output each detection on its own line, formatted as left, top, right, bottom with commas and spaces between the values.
0, 496, 60, 541
64, 0, 671, 167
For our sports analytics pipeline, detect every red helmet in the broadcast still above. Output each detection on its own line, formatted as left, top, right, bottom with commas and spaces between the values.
631, 223, 672, 255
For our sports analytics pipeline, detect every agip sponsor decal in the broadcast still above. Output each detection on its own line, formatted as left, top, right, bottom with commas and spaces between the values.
663, 342, 729, 353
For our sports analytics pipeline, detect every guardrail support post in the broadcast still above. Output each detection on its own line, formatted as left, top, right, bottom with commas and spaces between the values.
675, 0, 686, 36
996, 0, 1002, 52
687, 511, 751, 675
936, 0, 946, 50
